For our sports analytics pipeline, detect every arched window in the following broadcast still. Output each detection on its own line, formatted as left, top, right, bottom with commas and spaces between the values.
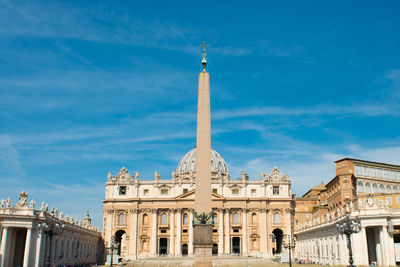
357, 182, 364, 193
161, 213, 167, 225
213, 213, 218, 224
183, 214, 188, 225
365, 183, 371, 193
118, 214, 125, 225
386, 185, 392, 193
372, 183, 378, 193
142, 214, 148, 225
380, 184, 385, 193
274, 212, 280, 224
252, 213, 257, 224
233, 212, 239, 224
393, 186, 398, 193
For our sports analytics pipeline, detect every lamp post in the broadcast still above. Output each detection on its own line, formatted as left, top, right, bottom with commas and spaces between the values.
336, 212, 361, 267
283, 234, 296, 267
38, 219, 65, 267
105, 235, 120, 267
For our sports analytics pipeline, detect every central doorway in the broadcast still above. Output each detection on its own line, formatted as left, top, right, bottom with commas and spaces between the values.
232, 237, 241, 254
159, 238, 168, 255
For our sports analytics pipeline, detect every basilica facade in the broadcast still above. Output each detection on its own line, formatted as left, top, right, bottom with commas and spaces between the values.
102, 148, 293, 261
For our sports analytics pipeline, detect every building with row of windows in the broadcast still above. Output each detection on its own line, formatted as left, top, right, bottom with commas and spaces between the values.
294, 158, 400, 266
102, 149, 293, 262
0, 192, 103, 267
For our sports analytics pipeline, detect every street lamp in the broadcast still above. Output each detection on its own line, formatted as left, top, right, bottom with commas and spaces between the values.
105, 235, 120, 267
336, 212, 361, 267
283, 234, 296, 267
38, 220, 65, 267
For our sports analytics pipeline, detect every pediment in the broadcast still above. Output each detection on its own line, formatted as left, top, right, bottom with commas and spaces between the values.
175, 190, 225, 200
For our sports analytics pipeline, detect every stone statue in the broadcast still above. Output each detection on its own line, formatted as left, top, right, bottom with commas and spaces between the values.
154, 170, 160, 180
54, 208, 59, 217
107, 172, 112, 181
0, 198, 4, 208
60, 211, 64, 219
6, 198, 11, 208
16, 191, 28, 207
135, 171, 140, 180
41, 201, 45, 210
45, 203, 49, 212
29, 199, 35, 209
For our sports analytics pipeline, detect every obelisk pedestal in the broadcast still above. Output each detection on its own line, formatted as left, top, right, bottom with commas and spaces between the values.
193, 43, 213, 267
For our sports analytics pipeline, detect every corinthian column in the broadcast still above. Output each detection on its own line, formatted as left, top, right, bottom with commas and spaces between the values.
130, 209, 138, 259
151, 209, 158, 256
189, 211, 194, 255
169, 209, 175, 256
176, 209, 182, 256
242, 209, 248, 256
218, 209, 224, 255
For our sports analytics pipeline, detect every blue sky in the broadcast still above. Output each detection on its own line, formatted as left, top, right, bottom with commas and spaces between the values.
1, 0, 400, 227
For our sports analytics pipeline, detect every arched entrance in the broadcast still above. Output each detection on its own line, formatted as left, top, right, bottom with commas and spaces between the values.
159, 238, 168, 255
272, 228, 283, 254
182, 244, 188, 256
232, 237, 241, 254
212, 243, 218, 255
114, 229, 126, 259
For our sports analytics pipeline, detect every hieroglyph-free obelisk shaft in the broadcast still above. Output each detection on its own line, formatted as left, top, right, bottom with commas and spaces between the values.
193, 42, 213, 267
195, 62, 212, 214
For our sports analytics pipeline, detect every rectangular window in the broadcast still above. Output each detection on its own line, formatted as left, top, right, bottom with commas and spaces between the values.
232, 188, 240, 195
183, 229, 188, 233
212, 188, 218, 194
387, 197, 392, 204
183, 188, 188, 194
362, 166, 368, 177
370, 167, 377, 177
355, 165, 362, 175
273, 186, 279, 195
143, 189, 149, 196
396, 197, 400, 204
384, 169, 390, 179
160, 189, 169, 195
377, 168, 383, 178
251, 189, 256, 196
213, 229, 217, 233
119, 186, 126, 195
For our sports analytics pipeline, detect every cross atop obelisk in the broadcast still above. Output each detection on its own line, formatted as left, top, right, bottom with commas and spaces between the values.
193, 42, 213, 267
200, 41, 208, 71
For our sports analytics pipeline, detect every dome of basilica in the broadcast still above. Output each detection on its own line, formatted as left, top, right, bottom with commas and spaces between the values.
176, 148, 229, 175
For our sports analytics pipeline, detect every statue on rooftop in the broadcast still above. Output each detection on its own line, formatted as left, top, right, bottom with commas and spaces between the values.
30, 199, 35, 209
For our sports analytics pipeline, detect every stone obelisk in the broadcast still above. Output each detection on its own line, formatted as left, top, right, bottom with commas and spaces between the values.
193, 42, 213, 267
